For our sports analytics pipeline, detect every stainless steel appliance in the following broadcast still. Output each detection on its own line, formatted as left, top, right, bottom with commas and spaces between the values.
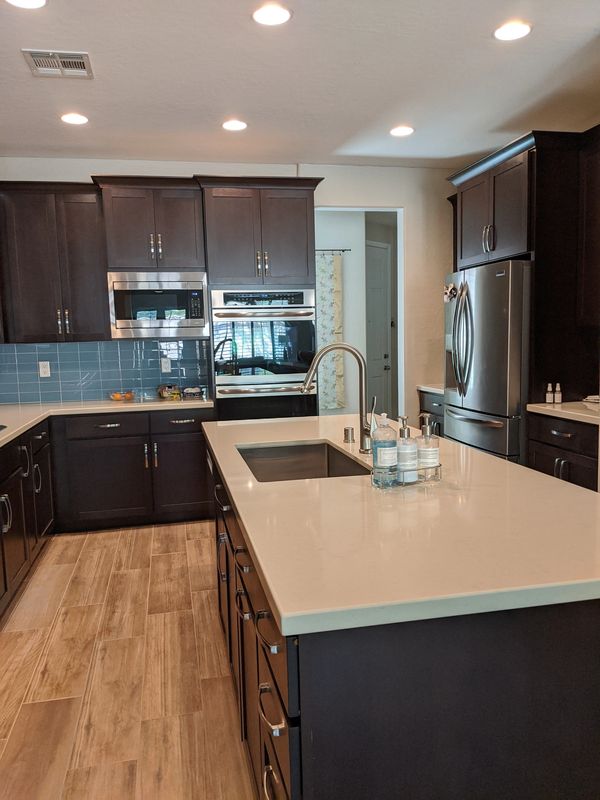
107, 271, 208, 339
444, 260, 531, 460
211, 288, 317, 418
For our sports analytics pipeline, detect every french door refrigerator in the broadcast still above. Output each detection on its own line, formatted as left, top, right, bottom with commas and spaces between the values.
444, 260, 531, 461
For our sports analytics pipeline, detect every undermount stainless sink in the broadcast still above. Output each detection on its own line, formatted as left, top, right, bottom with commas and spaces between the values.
237, 441, 371, 483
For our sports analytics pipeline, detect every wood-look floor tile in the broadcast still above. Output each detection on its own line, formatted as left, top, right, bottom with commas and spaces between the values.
70, 636, 144, 769
147, 552, 191, 614
192, 591, 229, 679
138, 713, 205, 799
202, 677, 255, 800
114, 527, 153, 571
152, 523, 187, 555
187, 537, 215, 592
98, 569, 149, 641
0, 697, 81, 800
62, 759, 137, 800
186, 520, 212, 540
0, 741, 5, 759
0, 629, 47, 737
61, 539, 116, 608
83, 530, 122, 549
142, 610, 202, 720
43, 534, 87, 566
26, 604, 103, 703
2, 563, 74, 631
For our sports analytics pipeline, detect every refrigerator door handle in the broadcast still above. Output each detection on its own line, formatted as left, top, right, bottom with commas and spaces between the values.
451, 284, 464, 396
446, 409, 504, 428
456, 283, 468, 396
461, 282, 474, 394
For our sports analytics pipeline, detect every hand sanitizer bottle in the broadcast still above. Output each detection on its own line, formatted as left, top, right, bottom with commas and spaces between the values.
371, 413, 398, 489
416, 413, 440, 481
397, 416, 418, 485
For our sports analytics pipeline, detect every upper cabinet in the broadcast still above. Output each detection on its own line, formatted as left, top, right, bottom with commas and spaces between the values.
577, 125, 600, 327
197, 176, 322, 285
0, 184, 110, 343
454, 152, 530, 269
94, 177, 205, 270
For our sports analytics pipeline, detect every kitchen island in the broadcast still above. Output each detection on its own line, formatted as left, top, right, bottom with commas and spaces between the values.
204, 414, 600, 800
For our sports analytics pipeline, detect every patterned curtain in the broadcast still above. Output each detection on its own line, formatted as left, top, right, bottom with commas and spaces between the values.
316, 252, 345, 409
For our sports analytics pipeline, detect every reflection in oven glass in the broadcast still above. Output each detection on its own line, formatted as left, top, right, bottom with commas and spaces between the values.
213, 320, 315, 377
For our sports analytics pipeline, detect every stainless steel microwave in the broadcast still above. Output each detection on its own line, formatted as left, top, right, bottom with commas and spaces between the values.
107, 271, 209, 339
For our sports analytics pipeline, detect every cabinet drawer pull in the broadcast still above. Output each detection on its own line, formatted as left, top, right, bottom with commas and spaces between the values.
157, 233, 163, 260
153, 442, 159, 468
262, 764, 280, 800
256, 250, 262, 277
214, 484, 231, 512
258, 683, 286, 737
33, 463, 42, 494
0, 494, 12, 534
487, 224, 495, 252
19, 445, 31, 479
150, 233, 155, 259
255, 610, 282, 655
235, 589, 253, 621
144, 443, 149, 469
217, 533, 228, 582
553, 457, 561, 478
65, 308, 71, 335
263, 250, 270, 275
170, 418, 197, 425
233, 547, 253, 574
57, 308, 63, 335
481, 225, 488, 254
94, 423, 121, 429
33, 431, 48, 440
550, 429, 574, 440
559, 459, 569, 481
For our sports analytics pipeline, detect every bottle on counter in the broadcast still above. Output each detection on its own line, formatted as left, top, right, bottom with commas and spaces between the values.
554, 383, 563, 404
546, 383, 554, 404
371, 413, 398, 489
416, 412, 440, 481
397, 415, 418, 485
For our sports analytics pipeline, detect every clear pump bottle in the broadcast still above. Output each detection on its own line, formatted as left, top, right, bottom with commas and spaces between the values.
397, 416, 418, 484
371, 413, 398, 488
416, 412, 440, 481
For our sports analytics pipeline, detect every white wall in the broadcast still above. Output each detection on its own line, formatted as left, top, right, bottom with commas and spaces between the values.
314, 210, 366, 415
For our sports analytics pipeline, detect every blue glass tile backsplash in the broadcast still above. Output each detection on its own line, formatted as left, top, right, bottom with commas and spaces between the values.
0, 340, 211, 404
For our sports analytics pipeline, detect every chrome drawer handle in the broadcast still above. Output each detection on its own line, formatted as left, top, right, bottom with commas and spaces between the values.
0, 494, 11, 534
94, 423, 121, 429
170, 418, 197, 424
157, 232, 163, 260
255, 610, 281, 655
33, 463, 42, 494
550, 429, 574, 439
33, 431, 48, 440
258, 683, 286, 737
262, 765, 280, 800
150, 233, 155, 259
144, 443, 149, 469
217, 534, 228, 582
19, 445, 31, 478
559, 459, 570, 481
234, 589, 253, 622
214, 484, 231, 512
234, 547, 253, 574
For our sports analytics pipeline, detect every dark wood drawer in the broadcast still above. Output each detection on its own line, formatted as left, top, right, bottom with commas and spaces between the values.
29, 421, 50, 454
418, 390, 444, 415
150, 407, 214, 434
528, 413, 598, 459
65, 412, 149, 440
258, 647, 301, 799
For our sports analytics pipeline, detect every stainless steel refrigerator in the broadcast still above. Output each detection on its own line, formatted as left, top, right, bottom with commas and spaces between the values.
444, 260, 531, 461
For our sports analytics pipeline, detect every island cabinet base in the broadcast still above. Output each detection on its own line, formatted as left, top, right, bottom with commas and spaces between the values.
298, 600, 600, 800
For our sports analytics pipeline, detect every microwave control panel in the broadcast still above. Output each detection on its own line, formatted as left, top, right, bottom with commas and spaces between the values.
189, 291, 204, 319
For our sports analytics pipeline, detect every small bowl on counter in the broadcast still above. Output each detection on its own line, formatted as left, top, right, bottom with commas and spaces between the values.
109, 390, 136, 402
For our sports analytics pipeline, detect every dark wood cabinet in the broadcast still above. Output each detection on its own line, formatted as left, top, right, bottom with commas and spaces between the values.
0, 467, 29, 594
456, 173, 490, 268
95, 178, 205, 270
197, 177, 321, 286
0, 184, 109, 343
528, 439, 598, 491
418, 390, 444, 436
33, 443, 54, 539
19, 422, 53, 563
527, 413, 598, 491
151, 432, 210, 516
577, 124, 600, 327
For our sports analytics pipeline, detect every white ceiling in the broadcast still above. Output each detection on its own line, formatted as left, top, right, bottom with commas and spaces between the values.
1, 0, 599, 168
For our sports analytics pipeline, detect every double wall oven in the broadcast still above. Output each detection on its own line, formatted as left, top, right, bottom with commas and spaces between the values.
211, 289, 317, 419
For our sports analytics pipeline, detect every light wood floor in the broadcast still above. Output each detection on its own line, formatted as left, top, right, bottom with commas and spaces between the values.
0, 522, 255, 800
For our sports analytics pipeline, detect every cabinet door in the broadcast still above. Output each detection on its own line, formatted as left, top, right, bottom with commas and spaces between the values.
203, 187, 262, 284
578, 134, 600, 327
528, 440, 598, 491
151, 432, 210, 517
66, 436, 153, 524
0, 468, 29, 592
489, 153, 530, 261
153, 189, 205, 269
56, 192, 110, 341
215, 504, 230, 643
101, 186, 157, 268
457, 174, 490, 268
0, 191, 64, 342
33, 443, 54, 539
238, 575, 262, 791
260, 189, 315, 284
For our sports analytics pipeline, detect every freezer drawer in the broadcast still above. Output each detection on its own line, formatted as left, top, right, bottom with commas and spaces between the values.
444, 405, 521, 457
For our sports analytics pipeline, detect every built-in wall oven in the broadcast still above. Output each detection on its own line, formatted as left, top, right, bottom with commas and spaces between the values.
211, 288, 318, 419
108, 271, 209, 338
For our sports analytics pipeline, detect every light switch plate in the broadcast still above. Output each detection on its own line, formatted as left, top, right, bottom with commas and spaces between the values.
160, 357, 172, 374
38, 361, 51, 378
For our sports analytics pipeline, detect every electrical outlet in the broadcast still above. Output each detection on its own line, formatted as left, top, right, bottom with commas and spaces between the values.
38, 361, 51, 378
160, 357, 172, 374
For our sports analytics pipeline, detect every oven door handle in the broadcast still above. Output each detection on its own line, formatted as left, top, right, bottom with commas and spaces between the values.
212, 310, 315, 319
217, 384, 315, 395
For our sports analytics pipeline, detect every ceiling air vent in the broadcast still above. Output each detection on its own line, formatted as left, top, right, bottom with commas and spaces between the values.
21, 49, 94, 78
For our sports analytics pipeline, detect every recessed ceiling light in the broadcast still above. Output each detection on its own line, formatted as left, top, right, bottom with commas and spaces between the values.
252, 3, 292, 25
61, 112, 88, 125
493, 20, 531, 41
222, 119, 247, 132
390, 125, 415, 137
5, 0, 46, 7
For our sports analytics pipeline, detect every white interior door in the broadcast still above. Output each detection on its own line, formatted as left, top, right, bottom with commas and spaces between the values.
366, 240, 392, 415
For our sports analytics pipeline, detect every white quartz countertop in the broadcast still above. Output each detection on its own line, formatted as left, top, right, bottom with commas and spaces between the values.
417, 383, 444, 395
203, 414, 600, 636
527, 402, 600, 426
0, 398, 214, 446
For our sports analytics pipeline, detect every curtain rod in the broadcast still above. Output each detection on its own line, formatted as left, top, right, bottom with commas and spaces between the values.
316, 248, 351, 253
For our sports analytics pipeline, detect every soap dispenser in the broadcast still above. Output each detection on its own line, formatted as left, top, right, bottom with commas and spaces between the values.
397, 416, 418, 485
416, 412, 440, 480
371, 413, 398, 489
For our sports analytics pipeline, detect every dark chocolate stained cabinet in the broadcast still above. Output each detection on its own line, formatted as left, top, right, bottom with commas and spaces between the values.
528, 413, 598, 491
94, 177, 205, 270
197, 176, 322, 286
0, 184, 109, 343
578, 123, 600, 327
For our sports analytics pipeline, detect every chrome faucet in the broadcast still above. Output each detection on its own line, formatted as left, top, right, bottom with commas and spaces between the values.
301, 342, 373, 454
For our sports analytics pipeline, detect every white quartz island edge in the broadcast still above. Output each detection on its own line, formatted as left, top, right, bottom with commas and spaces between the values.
203, 414, 600, 636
